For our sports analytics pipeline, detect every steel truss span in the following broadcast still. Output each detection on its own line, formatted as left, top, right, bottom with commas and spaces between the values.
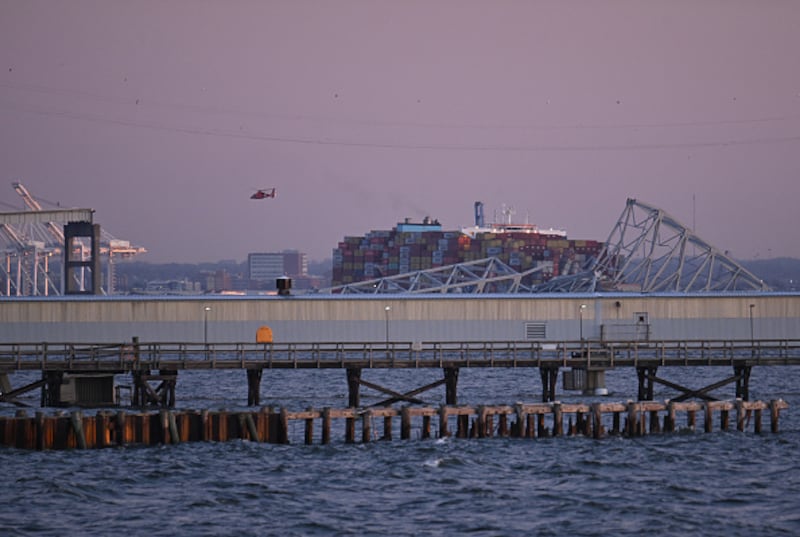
327, 256, 546, 294
328, 198, 769, 295
538, 198, 769, 293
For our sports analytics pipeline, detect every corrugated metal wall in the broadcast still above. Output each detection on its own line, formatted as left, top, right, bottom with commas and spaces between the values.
1, 294, 798, 343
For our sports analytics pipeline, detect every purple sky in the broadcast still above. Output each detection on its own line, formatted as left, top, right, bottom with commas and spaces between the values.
1, 1, 799, 263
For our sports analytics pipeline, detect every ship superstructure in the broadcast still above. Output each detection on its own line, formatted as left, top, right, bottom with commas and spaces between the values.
332, 202, 601, 288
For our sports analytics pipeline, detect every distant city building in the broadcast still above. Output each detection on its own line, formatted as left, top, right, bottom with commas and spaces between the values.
248, 250, 308, 289
143, 279, 200, 294
214, 270, 232, 292
332, 203, 603, 287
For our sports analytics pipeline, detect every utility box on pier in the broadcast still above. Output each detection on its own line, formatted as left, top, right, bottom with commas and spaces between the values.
59, 374, 116, 406
563, 368, 609, 396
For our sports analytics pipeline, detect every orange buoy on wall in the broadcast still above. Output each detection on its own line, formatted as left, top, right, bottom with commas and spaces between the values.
256, 326, 273, 343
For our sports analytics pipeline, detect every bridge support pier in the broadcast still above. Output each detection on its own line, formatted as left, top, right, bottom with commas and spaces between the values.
540, 366, 559, 402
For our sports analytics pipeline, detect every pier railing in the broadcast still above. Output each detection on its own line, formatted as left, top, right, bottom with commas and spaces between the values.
2, 339, 800, 372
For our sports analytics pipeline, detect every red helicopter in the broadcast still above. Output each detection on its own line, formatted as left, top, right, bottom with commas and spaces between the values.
250, 188, 276, 200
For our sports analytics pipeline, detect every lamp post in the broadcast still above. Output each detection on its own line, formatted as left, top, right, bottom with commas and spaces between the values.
384, 305, 391, 347
204, 306, 211, 345
749, 304, 755, 355
579, 304, 587, 342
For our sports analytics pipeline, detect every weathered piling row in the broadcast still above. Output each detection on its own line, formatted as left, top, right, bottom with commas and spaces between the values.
0, 399, 789, 450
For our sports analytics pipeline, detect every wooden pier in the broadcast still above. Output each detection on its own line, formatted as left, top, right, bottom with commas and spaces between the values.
0, 398, 788, 450
2, 338, 800, 409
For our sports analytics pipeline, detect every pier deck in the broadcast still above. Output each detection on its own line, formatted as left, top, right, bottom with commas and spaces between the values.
2, 338, 800, 372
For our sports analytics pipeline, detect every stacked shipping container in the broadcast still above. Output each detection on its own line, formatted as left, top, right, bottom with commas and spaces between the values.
331, 219, 602, 287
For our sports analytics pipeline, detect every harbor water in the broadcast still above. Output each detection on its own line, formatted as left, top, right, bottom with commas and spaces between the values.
2, 364, 799, 536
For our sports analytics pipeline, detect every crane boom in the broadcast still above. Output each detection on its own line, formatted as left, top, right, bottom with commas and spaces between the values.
13, 182, 45, 211
12, 182, 64, 242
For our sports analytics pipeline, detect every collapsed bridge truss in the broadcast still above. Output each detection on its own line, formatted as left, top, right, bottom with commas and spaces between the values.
328, 198, 769, 295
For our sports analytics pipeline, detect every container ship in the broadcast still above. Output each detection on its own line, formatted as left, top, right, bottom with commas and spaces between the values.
331, 202, 603, 287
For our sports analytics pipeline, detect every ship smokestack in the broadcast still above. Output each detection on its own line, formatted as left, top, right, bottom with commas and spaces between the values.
474, 201, 485, 227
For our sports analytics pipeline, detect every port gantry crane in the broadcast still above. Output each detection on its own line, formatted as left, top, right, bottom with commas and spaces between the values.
0, 182, 146, 296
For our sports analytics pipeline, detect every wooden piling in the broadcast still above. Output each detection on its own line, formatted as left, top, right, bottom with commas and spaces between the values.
201, 409, 210, 441
401, 407, 411, 440
264, 407, 274, 443
70, 411, 87, 450
322, 408, 331, 444
422, 414, 431, 440
770, 400, 781, 433
35, 411, 46, 451
344, 412, 355, 444
553, 403, 563, 437
591, 403, 603, 439
279, 408, 290, 444
383, 415, 393, 440
304, 408, 314, 445
116, 411, 127, 446
666, 401, 676, 433
626, 402, 638, 437
515, 405, 526, 439
168, 411, 180, 444
498, 413, 508, 437
362, 410, 372, 443
95, 412, 111, 448
538, 413, 547, 437
457, 414, 469, 438
438, 405, 449, 438
0, 399, 789, 450
735, 399, 745, 432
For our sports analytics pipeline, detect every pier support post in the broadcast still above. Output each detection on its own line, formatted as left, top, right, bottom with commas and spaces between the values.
636, 366, 658, 401
666, 401, 677, 432
401, 407, 411, 440
444, 367, 459, 405
591, 403, 604, 439
770, 400, 781, 433
322, 408, 331, 444
246, 369, 263, 406
362, 410, 373, 443
735, 399, 746, 432
626, 401, 639, 437
346, 368, 361, 408
514, 404, 526, 438
383, 415, 393, 440
41, 371, 63, 407
305, 408, 314, 445
540, 366, 559, 402
552, 403, 563, 437
439, 405, 449, 438
734, 365, 752, 401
